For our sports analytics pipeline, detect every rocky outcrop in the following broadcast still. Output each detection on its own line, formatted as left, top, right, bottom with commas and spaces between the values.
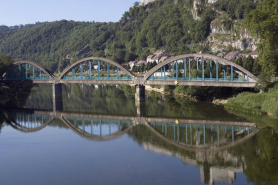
208, 0, 219, 3
209, 21, 260, 52
211, 38, 259, 52
210, 15, 231, 34
192, 0, 201, 20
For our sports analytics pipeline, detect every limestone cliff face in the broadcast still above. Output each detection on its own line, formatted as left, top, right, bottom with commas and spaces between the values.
209, 20, 260, 52
210, 15, 231, 34
208, 0, 219, 3
189, 0, 259, 52
192, 0, 201, 20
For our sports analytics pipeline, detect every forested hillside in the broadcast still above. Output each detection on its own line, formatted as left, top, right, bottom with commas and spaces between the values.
0, 0, 258, 73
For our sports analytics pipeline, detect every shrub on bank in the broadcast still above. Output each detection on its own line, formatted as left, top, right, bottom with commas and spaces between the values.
225, 83, 278, 119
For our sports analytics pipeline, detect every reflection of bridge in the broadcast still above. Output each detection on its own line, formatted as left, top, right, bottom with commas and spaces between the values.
3, 108, 258, 151
1, 54, 258, 101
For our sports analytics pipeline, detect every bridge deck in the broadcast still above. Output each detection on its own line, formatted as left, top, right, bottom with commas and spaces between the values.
3, 79, 256, 87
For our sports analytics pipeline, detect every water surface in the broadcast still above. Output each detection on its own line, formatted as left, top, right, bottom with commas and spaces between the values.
1, 84, 278, 185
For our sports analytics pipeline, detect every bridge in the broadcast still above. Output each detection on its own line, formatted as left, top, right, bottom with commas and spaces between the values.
3, 108, 258, 151
1, 54, 258, 101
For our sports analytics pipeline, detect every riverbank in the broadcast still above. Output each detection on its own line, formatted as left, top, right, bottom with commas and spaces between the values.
145, 84, 278, 120
225, 83, 278, 119
145, 85, 249, 102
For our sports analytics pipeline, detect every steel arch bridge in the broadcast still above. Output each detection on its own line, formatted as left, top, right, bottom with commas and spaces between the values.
1, 54, 258, 87
2, 61, 55, 83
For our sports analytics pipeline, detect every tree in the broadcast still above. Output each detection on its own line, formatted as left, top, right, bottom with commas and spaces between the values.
245, 0, 278, 74
134, 1, 139, 6
0, 55, 14, 76
255, 72, 270, 92
252, 58, 261, 75
243, 56, 254, 72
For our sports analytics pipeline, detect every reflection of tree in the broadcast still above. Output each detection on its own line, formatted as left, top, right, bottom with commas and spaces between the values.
146, 94, 247, 121
3, 83, 36, 109
62, 84, 136, 115
230, 128, 278, 185
226, 108, 278, 132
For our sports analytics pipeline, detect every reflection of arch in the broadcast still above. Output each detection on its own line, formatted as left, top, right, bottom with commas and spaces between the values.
144, 54, 258, 83
144, 122, 259, 152
59, 57, 135, 80
1, 61, 55, 79
60, 116, 135, 141
3, 111, 54, 133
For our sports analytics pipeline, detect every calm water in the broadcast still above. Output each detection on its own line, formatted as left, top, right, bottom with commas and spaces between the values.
1, 84, 278, 185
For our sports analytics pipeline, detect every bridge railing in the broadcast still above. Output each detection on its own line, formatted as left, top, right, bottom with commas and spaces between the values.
4, 77, 51, 81
147, 76, 247, 82
62, 76, 133, 80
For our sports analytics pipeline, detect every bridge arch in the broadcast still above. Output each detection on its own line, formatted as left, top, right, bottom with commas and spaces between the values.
59, 57, 135, 80
2, 61, 55, 80
61, 116, 135, 141
3, 111, 55, 133
144, 54, 258, 83
145, 122, 259, 152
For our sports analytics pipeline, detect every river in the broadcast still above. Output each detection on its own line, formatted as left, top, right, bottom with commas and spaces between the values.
0, 84, 277, 185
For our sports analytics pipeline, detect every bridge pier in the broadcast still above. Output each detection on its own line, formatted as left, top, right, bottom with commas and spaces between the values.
135, 100, 145, 117
135, 85, 145, 102
52, 83, 63, 112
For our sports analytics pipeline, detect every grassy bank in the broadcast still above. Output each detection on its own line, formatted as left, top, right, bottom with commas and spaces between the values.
225, 83, 278, 119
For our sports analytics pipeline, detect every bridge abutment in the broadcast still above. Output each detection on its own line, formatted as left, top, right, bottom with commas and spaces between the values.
52, 83, 63, 112
135, 85, 145, 102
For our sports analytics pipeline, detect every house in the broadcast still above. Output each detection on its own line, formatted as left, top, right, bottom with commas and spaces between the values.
224, 51, 241, 60
238, 54, 247, 58
247, 51, 259, 59
217, 52, 227, 58
147, 55, 156, 63
159, 56, 169, 63
147, 50, 170, 63
136, 61, 146, 66
129, 61, 137, 69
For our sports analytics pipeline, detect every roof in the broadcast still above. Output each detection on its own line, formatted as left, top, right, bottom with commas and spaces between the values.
160, 56, 169, 60
238, 54, 247, 57
217, 52, 227, 57
136, 61, 146, 65
154, 50, 166, 55
225, 51, 240, 58
147, 55, 154, 60
248, 51, 259, 55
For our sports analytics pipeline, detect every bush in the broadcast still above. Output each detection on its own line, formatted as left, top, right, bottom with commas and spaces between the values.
225, 84, 278, 119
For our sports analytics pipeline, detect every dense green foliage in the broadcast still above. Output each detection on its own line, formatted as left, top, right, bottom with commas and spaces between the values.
0, 55, 14, 75
0, 21, 113, 72
212, 0, 257, 20
245, 0, 278, 74
225, 83, 278, 119
234, 55, 261, 75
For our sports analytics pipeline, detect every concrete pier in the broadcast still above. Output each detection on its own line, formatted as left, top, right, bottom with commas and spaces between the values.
135, 85, 145, 102
135, 100, 145, 117
52, 83, 63, 112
